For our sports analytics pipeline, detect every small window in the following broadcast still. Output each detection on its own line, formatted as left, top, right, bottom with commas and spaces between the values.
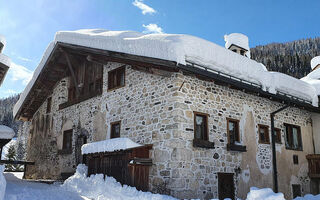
293, 155, 299, 164
227, 118, 240, 144
274, 128, 281, 144
284, 124, 302, 150
258, 125, 270, 144
108, 66, 125, 90
194, 112, 208, 141
240, 49, 245, 55
232, 49, 237, 53
63, 129, 73, 152
46, 97, 52, 114
110, 121, 121, 138
292, 184, 301, 199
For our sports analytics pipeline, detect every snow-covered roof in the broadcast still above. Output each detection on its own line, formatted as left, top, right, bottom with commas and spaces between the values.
0, 125, 15, 140
311, 56, 320, 70
81, 138, 142, 155
0, 35, 6, 49
0, 54, 11, 68
224, 33, 250, 51
13, 29, 320, 118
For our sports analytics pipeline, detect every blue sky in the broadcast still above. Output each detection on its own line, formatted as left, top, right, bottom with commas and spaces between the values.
0, 0, 320, 98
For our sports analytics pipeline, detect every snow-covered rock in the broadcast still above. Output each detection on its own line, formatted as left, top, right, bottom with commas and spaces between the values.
0, 165, 6, 200
13, 29, 320, 118
246, 187, 285, 200
81, 138, 142, 155
0, 125, 15, 139
62, 164, 177, 200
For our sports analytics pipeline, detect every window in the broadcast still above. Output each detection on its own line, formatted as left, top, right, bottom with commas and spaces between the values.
194, 112, 208, 141
258, 125, 270, 144
240, 49, 245, 55
67, 61, 103, 103
293, 155, 299, 164
108, 66, 125, 90
274, 128, 281, 144
292, 184, 301, 199
227, 118, 240, 144
284, 123, 302, 150
110, 121, 121, 138
62, 129, 73, 153
46, 97, 52, 114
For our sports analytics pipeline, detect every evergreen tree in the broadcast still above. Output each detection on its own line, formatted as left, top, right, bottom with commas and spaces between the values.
5, 144, 23, 171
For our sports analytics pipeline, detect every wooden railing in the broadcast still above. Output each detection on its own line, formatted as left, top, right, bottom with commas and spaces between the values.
306, 154, 320, 178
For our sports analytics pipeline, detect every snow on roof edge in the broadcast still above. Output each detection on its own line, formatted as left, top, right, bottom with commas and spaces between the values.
13, 29, 320, 118
81, 138, 142, 155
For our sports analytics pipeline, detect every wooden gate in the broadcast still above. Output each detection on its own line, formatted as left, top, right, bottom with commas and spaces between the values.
86, 144, 152, 191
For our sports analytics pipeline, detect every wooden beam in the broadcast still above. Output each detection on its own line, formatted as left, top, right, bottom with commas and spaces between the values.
62, 49, 80, 97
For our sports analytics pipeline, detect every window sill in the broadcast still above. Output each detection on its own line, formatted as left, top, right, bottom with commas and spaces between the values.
193, 139, 215, 149
285, 147, 303, 151
59, 90, 102, 110
58, 149, 72, 155
107, 85, 125, 92
227, 144, 247, 152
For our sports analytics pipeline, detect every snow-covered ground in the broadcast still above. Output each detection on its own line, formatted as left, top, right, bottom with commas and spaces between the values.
3, 172, 89, 200
2, 167, 320, 200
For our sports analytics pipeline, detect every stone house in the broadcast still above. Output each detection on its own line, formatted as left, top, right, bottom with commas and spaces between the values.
13, 30, 320, 200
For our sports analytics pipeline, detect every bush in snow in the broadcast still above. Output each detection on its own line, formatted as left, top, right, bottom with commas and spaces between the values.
246, 187, 285, 200
0, 165, 6, 200
62, 164, 176, 200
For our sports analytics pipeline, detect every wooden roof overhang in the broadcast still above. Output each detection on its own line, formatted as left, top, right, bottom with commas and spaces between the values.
0, 60, 9, 86
15, 42, 320, 121
15, 42, 178, 120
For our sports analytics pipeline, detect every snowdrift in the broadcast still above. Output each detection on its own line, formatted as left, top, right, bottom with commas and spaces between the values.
0, 165, 6, 200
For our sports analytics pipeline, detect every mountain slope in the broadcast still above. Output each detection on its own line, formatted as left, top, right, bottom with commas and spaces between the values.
251, 37, 320, 79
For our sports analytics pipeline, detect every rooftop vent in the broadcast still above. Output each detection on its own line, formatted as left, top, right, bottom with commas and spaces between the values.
224, 33, 250, 58
0, 35, 6, 53
311, 56, 320, 71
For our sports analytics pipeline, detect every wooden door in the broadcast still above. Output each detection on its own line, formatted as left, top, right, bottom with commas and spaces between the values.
218, 173, 235, 200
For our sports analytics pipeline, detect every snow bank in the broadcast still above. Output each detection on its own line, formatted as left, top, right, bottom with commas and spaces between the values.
311, 56, 320, 70
81, 137, 142, 155
246, 187, 285, 200
294, 194, 320, 200
62, 164, 176, 200
13, 29, 320, 118
0, 125, 15, 139
0, 165, 6, 200
0, 54, 11, 68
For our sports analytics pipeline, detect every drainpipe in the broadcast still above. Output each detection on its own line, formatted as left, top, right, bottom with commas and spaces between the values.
270, 105, 289, 193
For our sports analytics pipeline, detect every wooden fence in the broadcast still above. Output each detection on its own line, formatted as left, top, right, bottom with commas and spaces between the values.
85, 144, 152, 191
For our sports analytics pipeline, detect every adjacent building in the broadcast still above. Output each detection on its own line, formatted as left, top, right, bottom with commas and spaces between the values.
13, 30, 320, 199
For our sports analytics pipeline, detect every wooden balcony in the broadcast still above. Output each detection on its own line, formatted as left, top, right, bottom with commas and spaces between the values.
306, 154, 320, 178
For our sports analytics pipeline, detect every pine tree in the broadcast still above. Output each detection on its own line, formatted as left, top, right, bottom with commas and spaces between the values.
5, 144, 23, 171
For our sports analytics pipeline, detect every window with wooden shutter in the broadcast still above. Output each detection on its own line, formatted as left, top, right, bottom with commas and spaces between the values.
227, 118, 240, 144
110, 121, 121, 139
108, 66, 125, 90
284, 123, 302, 150
62, 129, 73, 153
194, 112, 208, 141
258, 124, 270, 144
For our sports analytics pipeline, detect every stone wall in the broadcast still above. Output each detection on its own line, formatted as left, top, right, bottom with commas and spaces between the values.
24, 62, 316, 199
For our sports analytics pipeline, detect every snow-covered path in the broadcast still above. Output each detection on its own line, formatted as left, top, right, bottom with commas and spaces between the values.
4, 172, 89, 200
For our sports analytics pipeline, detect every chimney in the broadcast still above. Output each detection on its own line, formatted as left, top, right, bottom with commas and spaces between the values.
224, 33, 250, 58
311, 56, 320, 71
0, 35, 6, 54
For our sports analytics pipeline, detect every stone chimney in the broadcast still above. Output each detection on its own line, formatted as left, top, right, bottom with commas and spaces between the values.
0, 35, 6, 53
224, 33, 250, 58
311, 56, 320, 71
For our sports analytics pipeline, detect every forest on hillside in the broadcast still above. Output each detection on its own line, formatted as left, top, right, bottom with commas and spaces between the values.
0, 94, 22, 136
251, 37, 320, 79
